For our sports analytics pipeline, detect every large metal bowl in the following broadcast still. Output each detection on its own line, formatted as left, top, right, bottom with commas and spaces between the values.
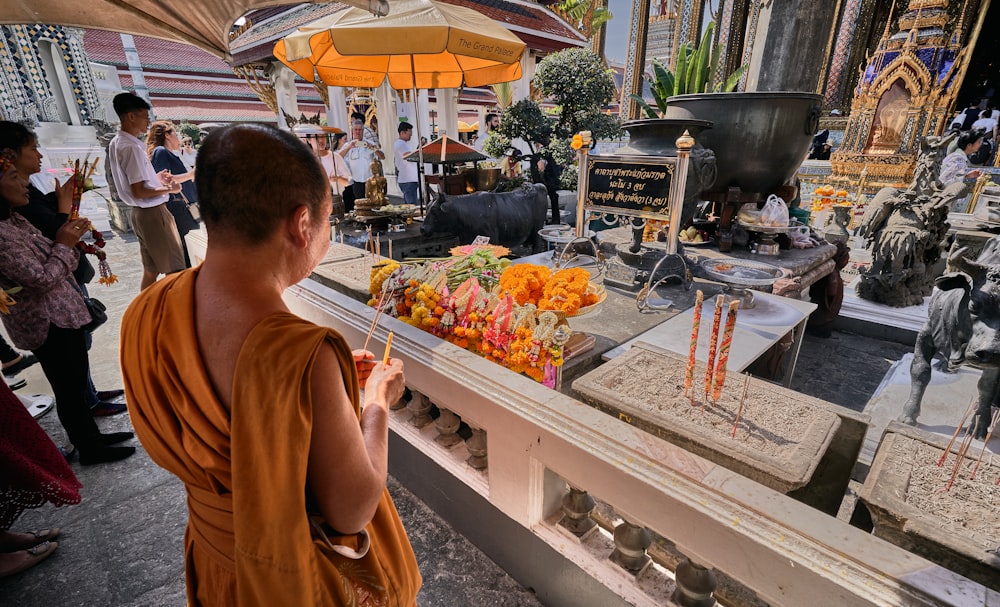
663, 92, 822, 195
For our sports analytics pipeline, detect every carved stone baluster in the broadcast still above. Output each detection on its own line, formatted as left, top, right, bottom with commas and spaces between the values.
465, 427, 488, 470
434, 408, 463, 448
390, 395, 407, 411
407, 390, 433, 428
609, 518, 651, 575
559, 487, 597, 538
672, 557, 717, 607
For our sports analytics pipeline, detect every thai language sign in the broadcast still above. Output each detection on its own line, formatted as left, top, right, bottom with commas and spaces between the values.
583, 155, 676, 221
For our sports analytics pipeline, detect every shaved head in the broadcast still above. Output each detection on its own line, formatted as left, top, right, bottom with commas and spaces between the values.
196, 123, 328, 244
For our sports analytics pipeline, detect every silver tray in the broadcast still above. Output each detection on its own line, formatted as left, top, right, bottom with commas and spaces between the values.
736, 220, 792, 235
700, 258, 785, 287
538, 225, 595, 244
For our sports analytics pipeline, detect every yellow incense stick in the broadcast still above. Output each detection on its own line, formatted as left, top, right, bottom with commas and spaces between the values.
382, 331, 394, 365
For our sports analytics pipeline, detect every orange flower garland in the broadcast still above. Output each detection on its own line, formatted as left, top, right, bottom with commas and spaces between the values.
498, 264, 550, 305
539, 268, 596, 315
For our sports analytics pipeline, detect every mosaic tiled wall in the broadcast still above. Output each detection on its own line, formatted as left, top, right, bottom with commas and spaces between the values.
0, 24, 104, 125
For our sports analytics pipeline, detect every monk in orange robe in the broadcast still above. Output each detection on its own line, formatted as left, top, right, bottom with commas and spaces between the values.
120, 124, 421, 606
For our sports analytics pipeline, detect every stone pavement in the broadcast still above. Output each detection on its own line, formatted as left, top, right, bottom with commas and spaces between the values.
0, 190, 917, 606
0, 192, 543, 607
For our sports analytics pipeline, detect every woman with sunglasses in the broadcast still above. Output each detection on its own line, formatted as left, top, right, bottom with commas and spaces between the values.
147, 121, 198, 267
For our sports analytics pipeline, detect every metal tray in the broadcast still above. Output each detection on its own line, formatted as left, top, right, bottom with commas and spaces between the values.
700, 258, 785, 287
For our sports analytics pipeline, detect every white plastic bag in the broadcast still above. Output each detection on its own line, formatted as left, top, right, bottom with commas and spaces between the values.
759, 194, 789, 227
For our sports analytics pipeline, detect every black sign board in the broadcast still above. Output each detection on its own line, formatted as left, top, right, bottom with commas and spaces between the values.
583, 154, 676, 221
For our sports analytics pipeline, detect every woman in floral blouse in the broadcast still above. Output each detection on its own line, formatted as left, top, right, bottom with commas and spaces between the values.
0, 153, 134, 465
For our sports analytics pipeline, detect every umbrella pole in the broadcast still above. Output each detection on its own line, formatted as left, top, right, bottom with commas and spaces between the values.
410, 75, 426, 213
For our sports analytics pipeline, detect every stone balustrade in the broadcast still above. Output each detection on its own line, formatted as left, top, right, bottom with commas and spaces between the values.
285, 276, 999, 607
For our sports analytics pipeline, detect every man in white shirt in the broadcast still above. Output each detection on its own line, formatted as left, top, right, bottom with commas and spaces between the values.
394, 122, 419, 206
107, 92, 184, 290
339, 120, 385, 211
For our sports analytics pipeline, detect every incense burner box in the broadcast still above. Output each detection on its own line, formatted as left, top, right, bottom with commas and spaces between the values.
572, 343, 842, 495
859, 422, 1000, 591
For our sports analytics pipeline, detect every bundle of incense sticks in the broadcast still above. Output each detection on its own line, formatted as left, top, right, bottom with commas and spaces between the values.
970, 408, 1000, 480
937, 398, 977, 466
946, 415, 979, 492
684, 290, 704, 400
712, 300, 741, 401
703, 294, 725, 403
69, 157, 100, 220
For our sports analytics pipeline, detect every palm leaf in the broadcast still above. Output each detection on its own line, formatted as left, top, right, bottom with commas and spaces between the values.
630, 94, 660, 119
708, 42, 722, 92
674, 43, 690, 96
720, 65, 747, 92
691, 22, 714, 94
651, 59, 673, 112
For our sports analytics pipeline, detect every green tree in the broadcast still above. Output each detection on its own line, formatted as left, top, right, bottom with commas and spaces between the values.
485, 49, 621, 190
533, 47, 619, 139
178, 122, 202, 145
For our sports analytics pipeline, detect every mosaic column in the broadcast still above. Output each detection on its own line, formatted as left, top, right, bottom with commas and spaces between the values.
823, 0, 864, 108
620, 0, 652, 119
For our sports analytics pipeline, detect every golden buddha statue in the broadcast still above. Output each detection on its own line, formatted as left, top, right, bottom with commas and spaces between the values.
365, 158, 388, 208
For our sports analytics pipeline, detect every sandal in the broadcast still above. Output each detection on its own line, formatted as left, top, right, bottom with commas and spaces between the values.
0, 528, 61, 552
0, 541, 58, 578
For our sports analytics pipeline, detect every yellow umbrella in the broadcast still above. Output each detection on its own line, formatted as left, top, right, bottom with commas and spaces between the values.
273, 0, 525, 89
274, 0, 525, 209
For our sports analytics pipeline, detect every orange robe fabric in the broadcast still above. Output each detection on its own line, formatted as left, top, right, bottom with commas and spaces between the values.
121, 269, 421, 606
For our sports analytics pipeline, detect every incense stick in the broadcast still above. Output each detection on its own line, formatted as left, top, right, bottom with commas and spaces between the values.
731, 374, 750, 438
946, 415, 979, 491
362, 285, 391, 353
970, 408, 1000, 480
703, 294, 725, 406
712, 300, 740, 401
938, 397, 977, 466
382, 331, 394, 365
685, 290, 704, 403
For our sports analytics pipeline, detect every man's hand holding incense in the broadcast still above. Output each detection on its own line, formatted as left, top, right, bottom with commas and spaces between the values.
364, 358, 405, 411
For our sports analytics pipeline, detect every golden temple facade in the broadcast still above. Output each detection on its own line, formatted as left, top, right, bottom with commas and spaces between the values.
830, 0, 973, 188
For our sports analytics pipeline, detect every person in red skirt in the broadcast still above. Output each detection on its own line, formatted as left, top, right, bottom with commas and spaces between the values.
0, 380, 82, 577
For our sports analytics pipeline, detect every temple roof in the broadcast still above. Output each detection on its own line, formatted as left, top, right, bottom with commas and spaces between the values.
84, 28, 323, 124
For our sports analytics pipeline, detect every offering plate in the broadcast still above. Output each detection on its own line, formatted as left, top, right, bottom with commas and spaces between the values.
699, 258, 786, 309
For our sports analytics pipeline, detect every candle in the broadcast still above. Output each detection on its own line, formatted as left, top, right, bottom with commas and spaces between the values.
712, 300, 740, 401
382, 331, 394, 365
684, 290, 704, 399
388, 236, 393, 261
70, 159, 82, 220
703, 295, 725, 402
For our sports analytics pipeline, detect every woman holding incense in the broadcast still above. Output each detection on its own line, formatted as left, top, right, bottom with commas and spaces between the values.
120, 124, 420, 605
0, 153, 135, 465
148, 120, 199, 267
0, 120, 127, 417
